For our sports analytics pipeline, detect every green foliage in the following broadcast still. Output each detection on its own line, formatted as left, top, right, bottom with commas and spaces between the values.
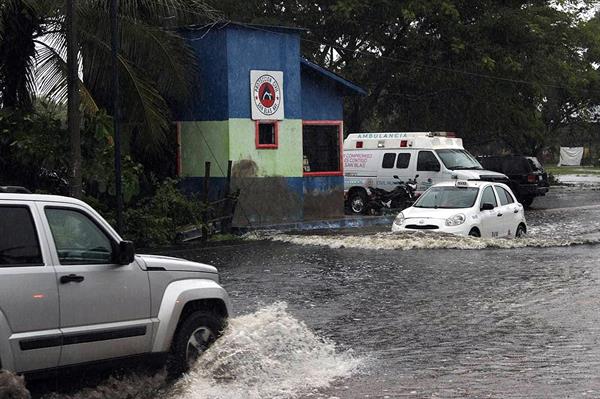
0, 102, 144, 198
0, 104, 203, 248
0, 0, 219, 153
208, 0, 600, 156
96, 178, 205, 248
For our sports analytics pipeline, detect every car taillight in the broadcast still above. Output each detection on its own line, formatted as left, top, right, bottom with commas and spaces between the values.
527, 174, 536, 183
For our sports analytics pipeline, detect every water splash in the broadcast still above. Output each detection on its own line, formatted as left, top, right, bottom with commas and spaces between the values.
170, 302, 361, 399
254, 231, 600, 251
40, 303, 361, 399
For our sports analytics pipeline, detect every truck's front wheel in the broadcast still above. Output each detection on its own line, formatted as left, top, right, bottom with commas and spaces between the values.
167, 310, 225, 378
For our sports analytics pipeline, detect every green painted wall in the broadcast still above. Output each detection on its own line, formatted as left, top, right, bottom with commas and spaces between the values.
180, 121, 230, 178
228, 118, 303, 177
180, 119, 303, 178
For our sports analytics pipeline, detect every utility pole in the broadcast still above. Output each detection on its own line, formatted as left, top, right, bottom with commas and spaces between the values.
111, 0, 124, 233
66, 0, 82, 198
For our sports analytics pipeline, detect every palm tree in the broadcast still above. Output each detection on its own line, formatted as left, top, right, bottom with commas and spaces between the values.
0, 0, 220, 192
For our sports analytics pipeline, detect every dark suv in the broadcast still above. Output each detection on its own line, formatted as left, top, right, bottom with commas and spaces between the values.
476, 155, 549, 207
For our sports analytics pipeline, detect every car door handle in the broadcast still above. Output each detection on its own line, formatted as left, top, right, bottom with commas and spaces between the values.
60, 274, 85, 284
513, 209, 519, 213
497, 213, 503, 217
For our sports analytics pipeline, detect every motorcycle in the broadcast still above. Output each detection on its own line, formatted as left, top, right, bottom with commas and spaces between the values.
366, 175, 419, 214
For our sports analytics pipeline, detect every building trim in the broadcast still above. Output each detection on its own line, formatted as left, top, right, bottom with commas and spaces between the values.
255, 120, 279, 149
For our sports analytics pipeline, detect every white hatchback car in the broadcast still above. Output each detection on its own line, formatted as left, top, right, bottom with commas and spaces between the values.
392, 180, 527, 238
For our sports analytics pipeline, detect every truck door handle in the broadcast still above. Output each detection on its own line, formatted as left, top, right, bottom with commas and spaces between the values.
60, 274, 85, 284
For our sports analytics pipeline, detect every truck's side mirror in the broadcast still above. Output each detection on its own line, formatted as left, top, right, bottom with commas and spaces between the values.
117, 240, 135, 265
480, 203, 495, 211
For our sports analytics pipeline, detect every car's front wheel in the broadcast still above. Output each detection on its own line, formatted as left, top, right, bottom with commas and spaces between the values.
167, 310, 225, 378
515, 224, 526, 238
468, 228, 481, 237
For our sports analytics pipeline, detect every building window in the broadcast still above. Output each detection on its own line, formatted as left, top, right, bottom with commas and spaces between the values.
255, 120, 278, 149
302, 121, 342, 176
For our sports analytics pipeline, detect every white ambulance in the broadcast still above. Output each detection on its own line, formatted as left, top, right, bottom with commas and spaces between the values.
343, 132, 508, 214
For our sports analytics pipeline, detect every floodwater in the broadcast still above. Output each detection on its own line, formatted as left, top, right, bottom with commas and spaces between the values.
33, 186, 600, 399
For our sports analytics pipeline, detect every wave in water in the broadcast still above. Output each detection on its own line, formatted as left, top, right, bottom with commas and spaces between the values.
254, 231, 600, 251
41, 303, 361, 399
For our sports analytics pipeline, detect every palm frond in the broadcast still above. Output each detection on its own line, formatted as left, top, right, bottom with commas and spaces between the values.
78, 28, 171, 149
79, 9, 197, 102
88, 0, 221, 27
34, 37, 98, 113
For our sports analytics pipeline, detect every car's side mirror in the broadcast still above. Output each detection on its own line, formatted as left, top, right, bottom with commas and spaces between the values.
480, 203, 495, 211
117, 240, 135, 265
393, 175, 399, 179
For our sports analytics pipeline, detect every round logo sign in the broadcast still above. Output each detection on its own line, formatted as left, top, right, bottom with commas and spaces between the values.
253, 74, 281, 116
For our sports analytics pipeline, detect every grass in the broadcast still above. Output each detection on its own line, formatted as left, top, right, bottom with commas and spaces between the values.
545, 165, 600, 176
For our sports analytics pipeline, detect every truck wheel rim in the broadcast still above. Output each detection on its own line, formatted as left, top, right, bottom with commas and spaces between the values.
186, 326, 215, 368
351, 197, 364, 212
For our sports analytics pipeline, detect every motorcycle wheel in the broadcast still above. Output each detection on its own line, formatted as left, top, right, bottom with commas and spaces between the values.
348, 190, 368, 214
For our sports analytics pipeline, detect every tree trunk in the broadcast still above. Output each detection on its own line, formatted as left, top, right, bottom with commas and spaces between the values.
66, 0, 82, 198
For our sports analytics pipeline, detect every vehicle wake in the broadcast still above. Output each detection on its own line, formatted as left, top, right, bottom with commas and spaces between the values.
39, 303, 361, 399
255, 231, 600, 251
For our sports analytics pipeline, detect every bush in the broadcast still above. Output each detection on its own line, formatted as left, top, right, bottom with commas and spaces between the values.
94, 179, 205, 248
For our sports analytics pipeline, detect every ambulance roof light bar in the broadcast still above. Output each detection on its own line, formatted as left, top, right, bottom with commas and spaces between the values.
427, 131, 457, 138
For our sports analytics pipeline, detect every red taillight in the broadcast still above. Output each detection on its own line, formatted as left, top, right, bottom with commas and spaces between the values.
446, 132, 456, 138
400, 140, 407, 147
356, 141, 363, 148
527, 174, 536, 183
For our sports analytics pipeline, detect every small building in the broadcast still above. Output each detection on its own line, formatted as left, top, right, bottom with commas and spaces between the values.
176, 23, 365, 226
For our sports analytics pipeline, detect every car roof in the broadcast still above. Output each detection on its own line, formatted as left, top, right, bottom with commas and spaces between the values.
0, 193, 89, 206
431, 181, 512, 190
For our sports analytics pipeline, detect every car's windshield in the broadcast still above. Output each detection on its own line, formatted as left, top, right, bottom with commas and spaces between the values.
414, 186, 479, 209
436, 149, 483, 170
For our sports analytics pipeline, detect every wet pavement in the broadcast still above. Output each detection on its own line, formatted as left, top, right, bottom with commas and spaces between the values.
33, 186, 600, 399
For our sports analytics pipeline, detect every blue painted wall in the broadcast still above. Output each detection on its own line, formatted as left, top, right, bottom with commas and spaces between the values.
301, 68, 345, 121
178, 29, 229, 121
303, 175, 344, 193
178, 25, 303, 121
226, 26, 302, 120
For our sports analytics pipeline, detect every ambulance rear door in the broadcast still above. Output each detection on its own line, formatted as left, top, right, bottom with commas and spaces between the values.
344, 149, 380, 190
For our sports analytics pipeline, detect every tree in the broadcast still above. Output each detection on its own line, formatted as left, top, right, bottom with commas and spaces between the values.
0, 0, 219, 193
207, 0, 600, 156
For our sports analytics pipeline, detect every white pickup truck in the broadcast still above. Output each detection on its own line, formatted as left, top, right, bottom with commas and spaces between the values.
0, 192, 230, 377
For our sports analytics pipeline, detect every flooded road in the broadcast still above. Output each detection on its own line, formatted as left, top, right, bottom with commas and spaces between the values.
33, 187, 600, 398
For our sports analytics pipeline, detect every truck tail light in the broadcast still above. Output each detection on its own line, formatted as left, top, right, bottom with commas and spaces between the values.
527, 174, 536, 183
356, 141, 363, 148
